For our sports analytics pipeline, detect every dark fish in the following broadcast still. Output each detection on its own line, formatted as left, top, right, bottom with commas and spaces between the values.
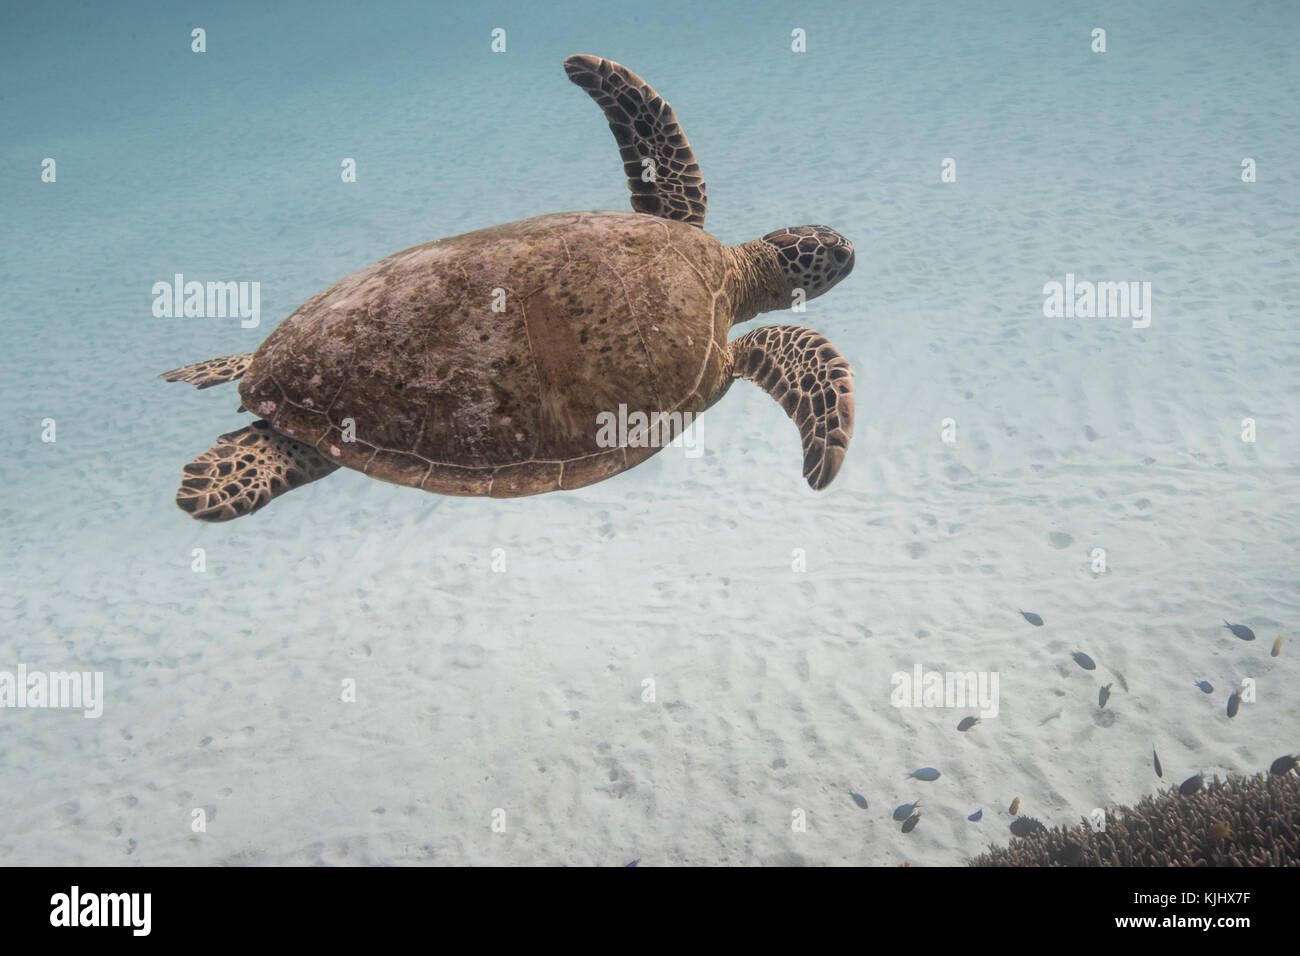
1224, 621, 1255, 641
1008, 797, 1021, 815
893, 800, 921, 821
1072, 650, 1096, 670
1098, 683, 1112, 708
1194, 680, 1213, 694
1268, 754, 1298, 777
968, 809, 983, 822
905, 767, 940, 781
626, 860, 638, 867
1179, 774, 1203, 796
1226, 690, 1240, 718
1020, 610, 1044, 626
1153, 747, 1163, 778
957, 716, 980, 732
849, 791, 869, 810
1009, 816, 1047, 838
901, 812, 921, 833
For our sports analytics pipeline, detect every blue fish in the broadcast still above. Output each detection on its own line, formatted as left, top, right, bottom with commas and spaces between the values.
849, 791, 869, 810
901, 812, 921, 833
1224, 621, 1255, 641
625, 860, 638, 867
1226, 690, 1240, 718
968, 809, 983, 822
893, 800, 921, 820
1194, 680, 1213, 694
905, 767, 941, 781
1020, 610, 1044, 626
1072, 650, 1096, 671
957, 716, 980, 732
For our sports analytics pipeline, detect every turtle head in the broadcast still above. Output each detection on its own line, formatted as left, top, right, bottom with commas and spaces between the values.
762, 226, 855, 300
732, 226, 855, 319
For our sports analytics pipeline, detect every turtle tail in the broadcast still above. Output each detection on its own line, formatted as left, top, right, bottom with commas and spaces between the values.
160, 353, 254, 389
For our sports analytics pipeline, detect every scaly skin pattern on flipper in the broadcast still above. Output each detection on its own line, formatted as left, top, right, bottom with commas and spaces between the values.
564, 54, 708, 227
160, 353, 254, 389
729, 326, 855, 490
176, 421, 339, 521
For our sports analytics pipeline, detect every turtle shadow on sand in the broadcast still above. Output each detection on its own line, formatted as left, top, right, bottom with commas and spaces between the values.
161, 55, 857, 522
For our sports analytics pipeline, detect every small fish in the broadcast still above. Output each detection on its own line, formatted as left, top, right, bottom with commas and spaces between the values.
1039, 708, 1062, 725
968, 809, 983, 822
625, 859, 638, 867
1194, 680, 1214, 694
1268, 754, 1298, 777
1153, 747, 1163, 778
893, 800, 921, 821
1272, 636, 1282, 657
1208, 822, 1231, 841
957, 716, 980, 732
849, 791, 869, 810
905, 767, 941, 781
1020, 610, 1044, 626
1111, 670, 1129, 693
1226, 690, 1240, 718
1179, 774, 1203, 796
1072, 650, 1096, 670
1009, 816, 1047, 838
1098, 683, 1112, 708
901, 812, 921, 833
1224, 620, 1255, 641
1008, 797, 1021, 815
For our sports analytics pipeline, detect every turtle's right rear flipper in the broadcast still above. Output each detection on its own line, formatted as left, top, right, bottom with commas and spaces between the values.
159, 353, 254, 389
175, 421, 338, 521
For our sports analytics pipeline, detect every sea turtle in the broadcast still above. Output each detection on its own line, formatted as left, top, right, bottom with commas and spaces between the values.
161, 55, 857, 521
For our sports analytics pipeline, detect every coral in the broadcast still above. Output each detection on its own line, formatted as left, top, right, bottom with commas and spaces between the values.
970, 765, 1300, 866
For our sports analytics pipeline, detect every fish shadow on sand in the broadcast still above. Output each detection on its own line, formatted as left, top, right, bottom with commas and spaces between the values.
1091, 708, 1117, 728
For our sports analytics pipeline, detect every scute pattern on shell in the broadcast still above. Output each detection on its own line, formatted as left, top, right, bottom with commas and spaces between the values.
236, 211, 736, 498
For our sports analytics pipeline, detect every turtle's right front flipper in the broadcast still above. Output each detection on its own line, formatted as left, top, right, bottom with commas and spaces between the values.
175, 421, 338, 521
159, 353, 253, 389
730, 326, 854, 491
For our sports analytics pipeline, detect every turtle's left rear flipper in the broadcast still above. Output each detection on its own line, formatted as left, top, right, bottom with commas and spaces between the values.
175, 421, 338, 521
160, 353, 254, 389
730, 326, 854, 490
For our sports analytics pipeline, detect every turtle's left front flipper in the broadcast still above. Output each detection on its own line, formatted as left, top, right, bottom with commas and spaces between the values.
564, 54, 708, 227
730, 326, 854, 490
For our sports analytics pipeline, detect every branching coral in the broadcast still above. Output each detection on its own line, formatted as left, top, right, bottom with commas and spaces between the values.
970, 764, 1300, 866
